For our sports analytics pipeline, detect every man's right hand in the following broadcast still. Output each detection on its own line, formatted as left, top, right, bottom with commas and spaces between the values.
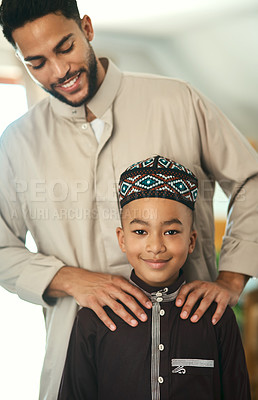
44, 267, 152, 331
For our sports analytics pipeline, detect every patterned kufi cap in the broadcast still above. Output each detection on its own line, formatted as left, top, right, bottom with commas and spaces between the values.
118, 155, 198, 210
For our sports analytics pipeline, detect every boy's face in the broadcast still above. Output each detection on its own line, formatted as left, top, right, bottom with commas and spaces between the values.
116, 198, 197, 287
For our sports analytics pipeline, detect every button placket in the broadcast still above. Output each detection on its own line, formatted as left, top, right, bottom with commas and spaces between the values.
159, 301, 169, 400
151, 301, 161, 400
150, 287, 172, 400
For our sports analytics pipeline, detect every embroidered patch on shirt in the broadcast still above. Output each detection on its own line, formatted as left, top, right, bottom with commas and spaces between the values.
171, 358, 214, 374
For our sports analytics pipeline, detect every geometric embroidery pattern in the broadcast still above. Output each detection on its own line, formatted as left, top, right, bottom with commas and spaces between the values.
119, 155, 198, 210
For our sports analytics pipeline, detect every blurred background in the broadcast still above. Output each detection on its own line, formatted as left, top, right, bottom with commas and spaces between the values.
0, 0, 257, 398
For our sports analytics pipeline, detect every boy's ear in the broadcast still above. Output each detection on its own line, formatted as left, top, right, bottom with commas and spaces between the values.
188, 230, 197, 254
116, 227, 126, 253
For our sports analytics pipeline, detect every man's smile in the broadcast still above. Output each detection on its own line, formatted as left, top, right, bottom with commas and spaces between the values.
54, 71, 82, 92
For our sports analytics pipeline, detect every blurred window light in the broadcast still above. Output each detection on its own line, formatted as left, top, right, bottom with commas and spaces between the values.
0, 83, 28, 135
0, 82, 44, 400
78, 0, 256, 25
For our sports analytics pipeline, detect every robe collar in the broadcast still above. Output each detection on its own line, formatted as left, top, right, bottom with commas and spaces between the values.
130, 269, 186, 303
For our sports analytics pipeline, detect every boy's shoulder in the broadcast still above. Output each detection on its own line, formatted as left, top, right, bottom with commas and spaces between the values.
207, 301, 236, 326
191, 301, 238, 340
184, 300, 237, 335
75, 300, 236, 338
189, 298, 235, 322
76, 306, 104, 330
76, 304, 135, 335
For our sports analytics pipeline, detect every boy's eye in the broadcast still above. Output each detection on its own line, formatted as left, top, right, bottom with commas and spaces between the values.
133, 230, 147, 235
165, 230, 179, 235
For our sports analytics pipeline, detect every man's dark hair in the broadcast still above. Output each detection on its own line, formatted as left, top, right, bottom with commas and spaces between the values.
0, 0, 81, 47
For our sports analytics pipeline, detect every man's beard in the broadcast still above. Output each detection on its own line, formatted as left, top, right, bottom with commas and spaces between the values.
44, 45, 98, 107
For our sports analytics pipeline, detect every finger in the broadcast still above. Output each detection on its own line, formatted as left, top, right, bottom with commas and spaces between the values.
113, 290, 149, 322
101, 278, 151, 321
179, 289, 206, 320
189, 295, 215, 323
105, 296, 139, 327
175, 281, 201, 307
117, 279, 152, 309
78, 282, 149, 327
91, 303, 117, 331
211, 299, 229, 325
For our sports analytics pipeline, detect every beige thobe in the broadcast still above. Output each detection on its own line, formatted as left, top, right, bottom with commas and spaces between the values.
0, 58, 257, 399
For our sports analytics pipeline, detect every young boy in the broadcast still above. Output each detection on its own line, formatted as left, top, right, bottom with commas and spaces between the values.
58, 156, 250, 400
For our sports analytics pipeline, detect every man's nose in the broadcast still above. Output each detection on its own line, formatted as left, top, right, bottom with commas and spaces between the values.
50, 58, 70, 81
146, 233, 166, 254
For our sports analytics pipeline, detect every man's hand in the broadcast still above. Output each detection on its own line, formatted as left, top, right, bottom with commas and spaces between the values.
175, 271, 249, 324
45, 267, 152, 331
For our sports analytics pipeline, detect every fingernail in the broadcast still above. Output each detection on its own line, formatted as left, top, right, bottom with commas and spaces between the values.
131, 319, 138, 327
176, 299, 182, 306
146, 301, 152, 308
212, 318, 217, 325
191, 314, 198, 322
140, 313, 147, 321
181, 311, 188, 319
110, 324, 116, 331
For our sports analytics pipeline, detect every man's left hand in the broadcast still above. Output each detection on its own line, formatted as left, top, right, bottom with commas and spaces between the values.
175, 271, 249, 324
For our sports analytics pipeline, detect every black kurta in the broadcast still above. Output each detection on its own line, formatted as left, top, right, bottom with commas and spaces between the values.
58, 271, 250, 400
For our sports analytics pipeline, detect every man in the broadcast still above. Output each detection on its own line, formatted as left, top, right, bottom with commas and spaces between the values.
0, 1, 257, 399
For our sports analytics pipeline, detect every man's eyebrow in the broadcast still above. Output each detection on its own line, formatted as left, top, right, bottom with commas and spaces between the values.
130, 219, 149, 226
163, 218, 183, 226
24, 54, 43, 62
53, 33, 74, 52
24, 34, 74, 62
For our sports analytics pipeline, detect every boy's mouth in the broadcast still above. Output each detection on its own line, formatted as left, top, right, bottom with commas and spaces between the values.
142, 258, 170, 269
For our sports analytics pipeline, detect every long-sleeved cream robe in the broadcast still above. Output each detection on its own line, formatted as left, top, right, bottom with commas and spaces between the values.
0, 59, 258, 399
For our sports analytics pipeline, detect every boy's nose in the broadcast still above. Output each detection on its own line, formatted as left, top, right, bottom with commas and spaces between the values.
146, 234, 166, 254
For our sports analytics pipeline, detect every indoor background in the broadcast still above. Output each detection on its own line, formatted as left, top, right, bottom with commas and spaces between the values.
0, 0, 257, 398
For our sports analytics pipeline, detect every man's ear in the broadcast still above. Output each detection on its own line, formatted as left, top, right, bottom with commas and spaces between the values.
188, 230, 197, 254
81, 15, 94, 41
116, 227, 126, 253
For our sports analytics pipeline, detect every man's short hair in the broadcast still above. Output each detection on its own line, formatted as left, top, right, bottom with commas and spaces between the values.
0, 0, 81, 47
